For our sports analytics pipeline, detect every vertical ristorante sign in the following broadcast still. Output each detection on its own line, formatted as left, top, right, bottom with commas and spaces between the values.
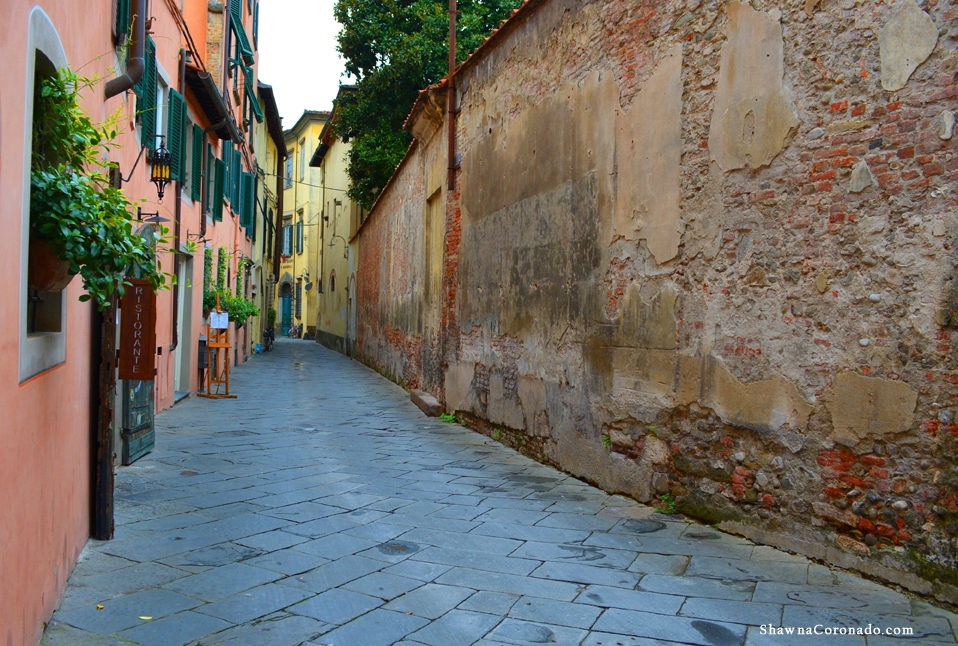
119, 278, 157, 381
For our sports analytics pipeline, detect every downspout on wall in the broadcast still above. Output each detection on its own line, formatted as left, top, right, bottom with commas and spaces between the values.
105, 0, 146, 99
273, 151, 285, 284
171, 48, 188, 352
447, 0, 457, 190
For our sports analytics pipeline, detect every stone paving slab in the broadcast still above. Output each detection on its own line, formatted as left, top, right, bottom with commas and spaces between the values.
43, 340, 958, 646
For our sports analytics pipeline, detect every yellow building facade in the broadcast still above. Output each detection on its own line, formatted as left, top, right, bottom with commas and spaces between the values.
277, 110, 328, 337
309, 87, 363, 354
249, 81, 285, 351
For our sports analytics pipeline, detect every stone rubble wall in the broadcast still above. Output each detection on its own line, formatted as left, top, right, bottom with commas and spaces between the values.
355, 0, 958, 603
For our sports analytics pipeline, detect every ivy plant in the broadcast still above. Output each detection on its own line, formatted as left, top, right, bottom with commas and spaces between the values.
30, 67, 171, 310
202, 246, 259, 325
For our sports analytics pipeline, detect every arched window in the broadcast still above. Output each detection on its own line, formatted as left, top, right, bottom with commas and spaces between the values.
20, 8, 69, 382
329, 271, 336, 294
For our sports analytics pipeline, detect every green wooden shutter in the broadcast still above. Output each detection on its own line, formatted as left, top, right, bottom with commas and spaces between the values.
230, 0, 254, 65
222, 141, 233, 205
167, 89, 185, 182
191, 124, 203, 201
204, 142, 214, 214
246, 81, 264, 123
136, 37, 157, 151
296, 220, 303, 254
114, 0, 131, 43
232, 149, 242, 207
240, 172, 253, 228
251, 176, 258, 242
253, 0, 259, 48
213, 157, 226, 221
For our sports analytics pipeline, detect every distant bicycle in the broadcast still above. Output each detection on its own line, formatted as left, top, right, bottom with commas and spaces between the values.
287, 323, 300, 338
262, 327, 274, 351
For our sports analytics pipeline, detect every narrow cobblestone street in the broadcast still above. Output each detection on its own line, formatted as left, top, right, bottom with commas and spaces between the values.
40, 341, 958, 646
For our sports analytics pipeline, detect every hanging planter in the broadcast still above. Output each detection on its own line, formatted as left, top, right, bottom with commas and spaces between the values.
29, 68, 172, 310
28, 235, 75, 292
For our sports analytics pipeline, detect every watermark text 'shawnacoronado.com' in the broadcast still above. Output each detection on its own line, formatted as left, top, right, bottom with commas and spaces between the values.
760, 624, 914, 637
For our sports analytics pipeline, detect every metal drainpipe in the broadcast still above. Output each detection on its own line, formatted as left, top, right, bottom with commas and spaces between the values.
273, 152, 284, 283
96, 0, 145, 539
171, 48, 187, 352
447, 0, 457, 191
105, 0, 146, 98
320, 159, 326, 302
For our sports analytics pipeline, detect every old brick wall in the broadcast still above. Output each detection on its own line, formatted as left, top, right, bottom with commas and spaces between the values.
356, 0, 958, 601
356, 127, 448, 394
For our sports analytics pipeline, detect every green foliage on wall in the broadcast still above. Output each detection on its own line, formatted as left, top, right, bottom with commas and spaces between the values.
30, 68, 171, 309
203, 246, 259, 325
333, 0, 522, 210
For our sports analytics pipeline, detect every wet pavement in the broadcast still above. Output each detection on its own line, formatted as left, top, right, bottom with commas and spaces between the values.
41, 339, 958, 646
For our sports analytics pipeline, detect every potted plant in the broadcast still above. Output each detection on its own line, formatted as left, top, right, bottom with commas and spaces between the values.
29, 68, 170, 308
201, 247, 259, 326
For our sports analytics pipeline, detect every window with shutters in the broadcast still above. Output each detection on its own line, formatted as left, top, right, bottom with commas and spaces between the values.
285, 154, 293, 189
223, 141, 233, 205
155, 75, 168, 154
167, 89, 186, 183
191, 124, 204, 202
114, 0, 132, 45
299, 139, 306, 181
295, 280, 302, 318
204, 142, 214, 217
183, 122, 193, 198
213, 157, 226, 221
245, 79, 263, 128
240, 172, 253, 229
283, 217, 293, 256
251, 175, 258, 242
296, 214, 304, 254
229, 0, 254, 85
135, 37, 157, 151
232, 149, 242, 208
252, 0, 259, 48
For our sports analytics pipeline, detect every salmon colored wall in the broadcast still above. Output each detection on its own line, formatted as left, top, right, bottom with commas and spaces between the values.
0, 4, 109, 644
0, 1, 257, 641
183, 0, 208, 67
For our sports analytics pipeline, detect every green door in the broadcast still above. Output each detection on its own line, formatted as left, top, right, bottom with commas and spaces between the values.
121, 379, 154, 465
281, 294, 292, 335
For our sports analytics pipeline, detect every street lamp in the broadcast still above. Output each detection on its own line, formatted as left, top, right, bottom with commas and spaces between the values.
329, 234, 348, 259
150, 136, 172, 202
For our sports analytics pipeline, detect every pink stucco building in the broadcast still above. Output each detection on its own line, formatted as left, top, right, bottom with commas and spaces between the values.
0, 1, 269, 641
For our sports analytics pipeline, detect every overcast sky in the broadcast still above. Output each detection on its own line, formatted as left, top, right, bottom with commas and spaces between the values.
257, 0, 351, 125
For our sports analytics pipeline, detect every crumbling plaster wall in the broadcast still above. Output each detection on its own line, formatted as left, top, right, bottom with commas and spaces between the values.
359, 0, 958, 600
356, 130, 448, 394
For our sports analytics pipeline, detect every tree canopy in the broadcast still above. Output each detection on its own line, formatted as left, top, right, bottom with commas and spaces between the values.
334, 0, 522, 210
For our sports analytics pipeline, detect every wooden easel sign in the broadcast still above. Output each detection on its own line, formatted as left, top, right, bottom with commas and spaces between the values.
199, 293, 237, 399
